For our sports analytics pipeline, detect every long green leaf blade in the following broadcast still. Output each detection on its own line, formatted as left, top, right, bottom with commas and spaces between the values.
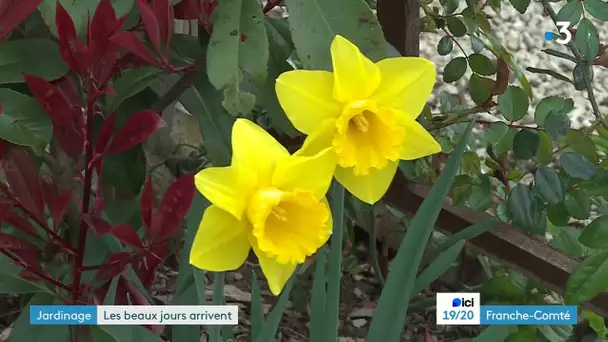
411, 240, 465, 299
254, 276, 295, 342
209, 272, 226, 342
366, 121, 474, 342
309, 247, 328, 341
250, 271, 265, 340
326, 182, 345, 342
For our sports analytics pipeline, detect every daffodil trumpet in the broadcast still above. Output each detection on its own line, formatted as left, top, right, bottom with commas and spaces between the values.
276, 35, 442, 205
189, 119, 336, 295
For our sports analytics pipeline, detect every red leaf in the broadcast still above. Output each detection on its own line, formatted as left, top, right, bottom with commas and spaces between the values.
0, 233, 38, 250
111, 31, 163, 67
55, 1, 90, 74
174, 0, 203, 20
82, 214, 112, 235
494, 58, 510, 95
11, 249, 40, 268
107, 110, 166, 155
140, 177, 154, 230
51, 190, 74, 230
149, 174, 194, 242
110, 223, 144, 248
152, 0, 174, 56
133, 242, 166, 287
136, 0, 162, 55
89, 0, 125, 88
19, 269, 45, 282
0, 0, 43, 40
24, 74, 84, 159
1, 147, 45, 222
97, 252, 132, 280
0, 203, 38, 237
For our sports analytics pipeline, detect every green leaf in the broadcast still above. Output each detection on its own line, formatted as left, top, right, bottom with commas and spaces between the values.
447, 17, 467, 37
579, 216, 608, 248
547, 203, 570, 226
250, 272, 264, 340
525, 67, 573, 84
561, 151, 596, 181
0, 89, 52, 152
254, 276, 295, 342
0, 39, 68, 83
584, 0, 608, 21
575, 19, 600, 63
573, 63, 592, 91
441, 0, 459, 14
284, 0, 387, 70
469, 53, 496, 75
513, 130, 539, 160
171, 193, 209, 342
557, 0, 583, 24
544, 111, 571, 141
410, 240, 465, 298
509, 0, 531, 13
177, 73, 234, 167
534, 96, 574, 126
485, 122, 517, 154
366, 121, 474, 342
92, 326, 119, 342
536, 131, 553, 166
39, 0, 134, 36
584, 310, 608, 338
565, 189, 591, 219
106, 66, 163, 113
325, 182, 345, 342
309, 247, 327, 342
468, 186, 493, 211
473, 325, 514, 342
443, 57, 468, 83
451, 174, 473, 204
498, 85, 528, 121
565, 251, 608, 304
535, 167, 566, 204
435, 220, 497, 252
550, 226, 585, 258
508, 184, 546, 234
564, 130, 598, 163
471, 36, 485, 53
221, 69, 256, 116
469, 74, 491, 105
11, 293, 70, 342
207, 0, 269, 88
101, 326, 163, 342
437, 36, 454, 55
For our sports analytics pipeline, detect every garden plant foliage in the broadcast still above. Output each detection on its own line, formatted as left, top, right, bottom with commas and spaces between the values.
0, 0, 607, 341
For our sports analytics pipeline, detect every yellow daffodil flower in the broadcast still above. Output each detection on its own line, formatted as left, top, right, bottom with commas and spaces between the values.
189, 119, 336, 295
275, 35, 441, 204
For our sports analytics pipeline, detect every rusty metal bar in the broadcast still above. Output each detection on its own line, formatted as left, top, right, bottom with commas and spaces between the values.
384, 171, 608, 316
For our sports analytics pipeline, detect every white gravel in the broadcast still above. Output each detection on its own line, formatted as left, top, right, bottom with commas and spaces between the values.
420, 2, 608, 128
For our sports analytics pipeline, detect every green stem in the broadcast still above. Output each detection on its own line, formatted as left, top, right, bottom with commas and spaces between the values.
368, 209, 385, 287
326, 182, 345, 342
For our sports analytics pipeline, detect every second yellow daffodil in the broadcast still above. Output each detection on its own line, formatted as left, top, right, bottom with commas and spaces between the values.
189, 119, 336, 295
275, 35, 441, 204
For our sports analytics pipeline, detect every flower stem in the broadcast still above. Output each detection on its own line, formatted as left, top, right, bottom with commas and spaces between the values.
326, 181, 345, 342
71, 98, 95, 304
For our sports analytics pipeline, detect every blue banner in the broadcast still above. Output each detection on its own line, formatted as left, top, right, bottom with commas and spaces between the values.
480, 305, 577, 325
30, 305, 97, 325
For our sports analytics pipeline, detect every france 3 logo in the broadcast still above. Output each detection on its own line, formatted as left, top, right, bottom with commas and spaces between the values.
436, 293, 480, 325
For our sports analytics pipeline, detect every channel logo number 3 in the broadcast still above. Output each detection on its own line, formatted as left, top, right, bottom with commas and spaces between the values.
555, 21, 572, 44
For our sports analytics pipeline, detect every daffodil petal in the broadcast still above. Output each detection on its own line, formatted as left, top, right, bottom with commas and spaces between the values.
294, 119, 337, 157
252, 244, 297, 296
272, 147, 336, 199
399, 115, 442, 160
275, 70, 341, 134
334, 160, 399, 205
330, 35, 381, 102
370, 57, 436, 119
195, 166, 252, 219
189, 205, 251, 271
232, 118, 289, 187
